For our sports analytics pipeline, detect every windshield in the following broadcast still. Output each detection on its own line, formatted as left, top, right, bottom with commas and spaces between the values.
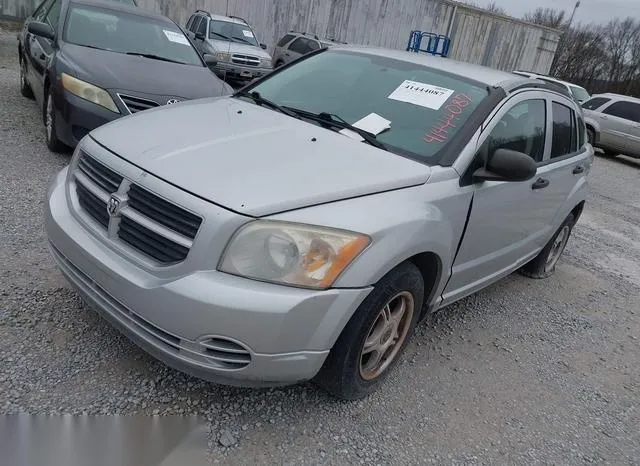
209, 20, 259, 47
570, 85, 590, 102
63, 5, 203, 66
246, 50, 489, 164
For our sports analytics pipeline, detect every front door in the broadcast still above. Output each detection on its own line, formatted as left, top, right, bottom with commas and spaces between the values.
442, 92, 554, 305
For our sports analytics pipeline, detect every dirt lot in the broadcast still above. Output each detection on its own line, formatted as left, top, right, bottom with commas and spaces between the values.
1, 25, 639, 464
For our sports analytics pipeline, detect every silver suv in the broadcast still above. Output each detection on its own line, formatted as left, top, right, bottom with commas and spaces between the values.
582, 93, 640, 159
45, 46, 593, 399
272, 31, 345, 67
185, 10, 273, 83
512, 71, 590, 103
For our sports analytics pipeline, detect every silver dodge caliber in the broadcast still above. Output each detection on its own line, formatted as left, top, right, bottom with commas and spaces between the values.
45, 46, 594, 399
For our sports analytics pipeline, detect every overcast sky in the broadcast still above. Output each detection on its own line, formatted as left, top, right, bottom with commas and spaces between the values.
486, 0, 640, 25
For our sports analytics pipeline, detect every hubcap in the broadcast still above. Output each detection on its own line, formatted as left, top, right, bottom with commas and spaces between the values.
359, 291, 414, 381
46, 94, 53, 141
545, 225, 570, 271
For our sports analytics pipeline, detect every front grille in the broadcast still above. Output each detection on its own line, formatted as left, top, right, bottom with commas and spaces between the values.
72, 153, 202, 265
118, 94, 160, 114
231, 54, 260, 67
118, 216, 189, 264
128, 185, 202, 239
75, 182, 109, 228
78, 151, 123, 192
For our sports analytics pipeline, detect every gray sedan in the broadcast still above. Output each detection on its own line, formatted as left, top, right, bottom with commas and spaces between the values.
45, 46, 594, 399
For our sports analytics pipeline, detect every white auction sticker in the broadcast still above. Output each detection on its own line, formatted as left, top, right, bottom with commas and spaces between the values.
163, 30, 189, 45
388, 80, 454, 110
242, 29, 254, 38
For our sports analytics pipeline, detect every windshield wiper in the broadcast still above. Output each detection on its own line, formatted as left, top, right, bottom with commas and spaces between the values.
231, 36, 251, 44
235, 91, 300, 119
125, 52, 184, 64
284, 107, 388, 151
211, 31, 234, 42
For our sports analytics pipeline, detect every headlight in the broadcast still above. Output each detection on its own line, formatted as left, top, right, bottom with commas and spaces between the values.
219, 221, 370, 289
61, 73, 119, 113
260, 58, 272, 68
214, 51, 232, 62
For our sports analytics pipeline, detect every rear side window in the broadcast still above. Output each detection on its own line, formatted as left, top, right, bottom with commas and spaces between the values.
189, 16, 201, 33
602, 101, 640, 123
289, 37, 310, 54
577, 114, 586, 148
551, 102, 577, 158
488, 99, 546, 162
277, 34, 295, 47
186, 15, 195, 31
307, 39, 320, 51
582, 97, 610, 110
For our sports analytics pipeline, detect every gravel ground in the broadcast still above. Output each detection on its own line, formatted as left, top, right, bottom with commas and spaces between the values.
1, 25, 640, 464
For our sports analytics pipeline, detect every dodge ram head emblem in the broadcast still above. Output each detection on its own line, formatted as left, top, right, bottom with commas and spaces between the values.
107, 195, 122, 217
166, 99, 180, 105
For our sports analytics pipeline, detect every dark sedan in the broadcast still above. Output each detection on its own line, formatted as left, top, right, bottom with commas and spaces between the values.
18, 0, 233, 152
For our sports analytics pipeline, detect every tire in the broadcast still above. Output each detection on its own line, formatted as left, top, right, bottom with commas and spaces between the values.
521, 213, 575, 279
586, 127, 595, 146
314, 262, 424, 400
19, 56, 34, 99
44, 88, 66, 153
601, 149, 617, 158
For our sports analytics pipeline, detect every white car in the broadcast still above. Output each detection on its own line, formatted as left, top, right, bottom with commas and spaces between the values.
512, 71, 590, 103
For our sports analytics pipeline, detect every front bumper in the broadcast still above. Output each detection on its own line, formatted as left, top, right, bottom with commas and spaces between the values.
55, 89, 121, 148
44, 167, 371, 386
213, 61, 272, 81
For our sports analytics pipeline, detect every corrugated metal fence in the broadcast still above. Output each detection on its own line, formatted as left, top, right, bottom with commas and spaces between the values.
0, 0, 38, 20
2, 0, 560, 74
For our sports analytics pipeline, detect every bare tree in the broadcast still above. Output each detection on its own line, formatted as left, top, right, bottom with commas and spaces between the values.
602, 18, 640, 85
485, 2, 507, 15
523, 8, 567, 29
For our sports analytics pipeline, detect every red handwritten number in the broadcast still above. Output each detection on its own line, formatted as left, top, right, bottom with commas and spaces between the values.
424, 94, 472, 143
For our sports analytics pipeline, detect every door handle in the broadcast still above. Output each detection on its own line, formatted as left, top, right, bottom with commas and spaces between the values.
572, 165, 585, 174
531, 177, 550, 190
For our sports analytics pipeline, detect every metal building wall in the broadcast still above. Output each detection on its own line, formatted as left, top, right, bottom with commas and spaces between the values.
2, 0, 560, 74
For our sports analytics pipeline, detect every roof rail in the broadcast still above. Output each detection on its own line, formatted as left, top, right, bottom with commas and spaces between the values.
195, 9, 211, 18
228, 15, 248, 24
288, 30, 320, 40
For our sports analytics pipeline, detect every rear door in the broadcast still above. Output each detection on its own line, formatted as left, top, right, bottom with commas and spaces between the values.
285, 37, 310, 63
596, 99, 633, 152
442, 91, 553, 305
600, 100, 640, 157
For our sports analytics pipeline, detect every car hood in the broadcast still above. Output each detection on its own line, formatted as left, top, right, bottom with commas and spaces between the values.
60, 43, 231, 99
89, 98, 430, 216
208, 39, 272, 59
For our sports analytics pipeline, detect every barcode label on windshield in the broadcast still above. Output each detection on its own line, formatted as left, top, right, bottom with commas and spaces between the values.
388, 80, 454, 110
163, 30, 189, 45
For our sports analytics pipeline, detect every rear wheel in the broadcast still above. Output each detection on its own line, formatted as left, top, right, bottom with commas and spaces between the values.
314, 262, 424, 400
44, 88, 66, 153
19, 56, 34, 99
521, 213, 575, 279
586, 127, 595, 146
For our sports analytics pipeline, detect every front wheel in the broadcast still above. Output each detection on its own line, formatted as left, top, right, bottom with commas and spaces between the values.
314, 262, 424, 399
44, 89, 66, 153
521, 213, 575, 279
20, 56, 34, 99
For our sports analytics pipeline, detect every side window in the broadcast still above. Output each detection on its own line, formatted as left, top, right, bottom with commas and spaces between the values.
581, 97, 610, 111
196, 16, 207, 36
551, 102, 577, 158
33, 0, 54, 21
190, 16, 201, 33
577, 114, 586, 148
288, 37, 309, 54
488, 99, 547, 162
307, 39, 320, 51
186, 15, 195, 31
602, 101, 640, 123
277, 34, 295, 47
45, 0, 61, 30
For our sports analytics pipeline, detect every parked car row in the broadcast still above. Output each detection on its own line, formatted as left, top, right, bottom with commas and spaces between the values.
43, 38, 594, 398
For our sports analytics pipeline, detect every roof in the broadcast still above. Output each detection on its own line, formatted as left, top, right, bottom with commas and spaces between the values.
332, 45, 526, 87
593, 93, 640, 103
69, 0, 169, 22
193, 11, 249, 26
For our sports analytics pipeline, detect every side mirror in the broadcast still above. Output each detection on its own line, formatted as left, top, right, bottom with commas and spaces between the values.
195, 31, 205, 41
28, 21, 55, 41
473, 148, 537, 183
203, 53, 217, 68
260, 43, 267, 50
